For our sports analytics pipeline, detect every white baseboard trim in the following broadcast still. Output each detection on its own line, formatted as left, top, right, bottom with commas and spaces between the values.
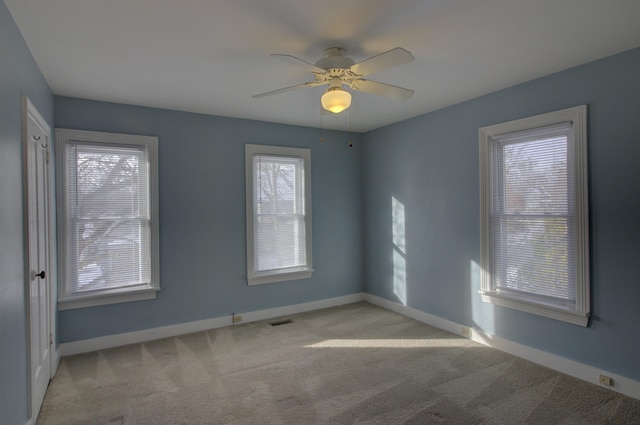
52, 347, 61, 375
59, 293, 365, 357
364, 293, 640, 401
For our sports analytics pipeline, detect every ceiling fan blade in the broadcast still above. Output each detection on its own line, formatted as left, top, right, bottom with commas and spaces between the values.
252, 81, 325, 99
350, 47, 414, 76
271, 54, 327, 73
349, 79, 414, 101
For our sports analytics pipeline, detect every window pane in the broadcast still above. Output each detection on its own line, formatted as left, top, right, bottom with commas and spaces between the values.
499, 136, 568, 215
72, 219, 150, 292
254, 155, 303, 215
255, 215, 306, 271
70, 144, 149, 218
493, 216, 573, 301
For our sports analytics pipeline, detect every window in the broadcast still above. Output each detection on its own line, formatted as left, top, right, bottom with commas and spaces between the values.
245, 144, 312, 285
479, 106, 589, 326
56, 129, 159, 309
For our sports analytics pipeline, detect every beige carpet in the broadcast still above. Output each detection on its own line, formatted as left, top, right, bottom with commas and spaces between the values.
37, 302, 640, 424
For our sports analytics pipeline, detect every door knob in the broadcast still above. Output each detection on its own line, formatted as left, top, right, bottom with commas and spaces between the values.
35, 271, 45, 279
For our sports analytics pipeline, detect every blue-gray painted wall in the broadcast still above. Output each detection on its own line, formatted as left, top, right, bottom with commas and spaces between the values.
4, 0, 640, 418
0, 2, 54, 424
54, 97, 363, 342
362, 47, 640, 381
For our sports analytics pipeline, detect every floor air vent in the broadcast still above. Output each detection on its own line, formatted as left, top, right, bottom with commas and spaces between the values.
269, 318, 293, 326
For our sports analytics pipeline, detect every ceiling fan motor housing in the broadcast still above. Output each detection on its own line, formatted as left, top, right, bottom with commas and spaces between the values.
315, 47, 355, 70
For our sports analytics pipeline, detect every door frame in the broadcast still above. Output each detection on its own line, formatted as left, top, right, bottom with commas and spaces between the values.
22, 96, 57, 422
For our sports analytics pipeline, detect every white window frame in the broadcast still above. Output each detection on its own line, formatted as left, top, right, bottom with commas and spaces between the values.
245, 144, 312, 285
479, 105, 590, 326
56, 129, 160, 310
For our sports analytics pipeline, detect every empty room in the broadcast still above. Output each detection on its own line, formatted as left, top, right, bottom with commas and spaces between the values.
2, 1, 640, 424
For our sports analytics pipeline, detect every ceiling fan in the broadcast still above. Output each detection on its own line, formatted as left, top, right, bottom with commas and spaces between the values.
253, 47, 415, 114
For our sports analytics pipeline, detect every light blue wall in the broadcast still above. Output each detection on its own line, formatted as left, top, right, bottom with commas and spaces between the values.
0, 1, 54, 424
54, 97, 363, 342
362, 47, 640, 381
4, 0, 639, 416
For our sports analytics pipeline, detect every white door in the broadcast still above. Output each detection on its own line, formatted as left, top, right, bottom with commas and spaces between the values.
24, 98, 52, 422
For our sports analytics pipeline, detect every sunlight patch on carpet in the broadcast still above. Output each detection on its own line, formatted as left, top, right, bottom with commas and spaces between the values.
305, 338, 474, 348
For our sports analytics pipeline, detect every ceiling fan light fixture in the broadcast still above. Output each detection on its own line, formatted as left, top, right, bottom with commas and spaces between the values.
321, 87, 352, 113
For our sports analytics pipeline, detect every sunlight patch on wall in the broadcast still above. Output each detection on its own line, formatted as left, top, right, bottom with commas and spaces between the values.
392, 196, 407, 305
471, 260, 495, 334
393, 250, 407, 305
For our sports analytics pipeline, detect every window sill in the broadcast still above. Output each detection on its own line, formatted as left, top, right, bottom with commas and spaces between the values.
480, 290, 589, 327
247, 268, 313, 286
58, 286, 159, 310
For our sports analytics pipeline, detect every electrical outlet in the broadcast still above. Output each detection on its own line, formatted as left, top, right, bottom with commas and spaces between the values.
460, 326, 472, 338
599, 374, 613, 387
232, 314, 243, 324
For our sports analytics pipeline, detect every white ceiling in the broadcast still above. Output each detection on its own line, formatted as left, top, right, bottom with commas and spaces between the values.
6, 0, 640, 132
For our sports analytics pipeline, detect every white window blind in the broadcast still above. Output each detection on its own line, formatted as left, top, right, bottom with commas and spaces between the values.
491, 123, 574, 304
56, 129, 159, 309
66, 143, 151, 293
254, 154, 306, 272
245, 144, 312, 285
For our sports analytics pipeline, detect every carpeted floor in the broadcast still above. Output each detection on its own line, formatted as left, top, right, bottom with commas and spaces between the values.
37, 302, 640, 424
